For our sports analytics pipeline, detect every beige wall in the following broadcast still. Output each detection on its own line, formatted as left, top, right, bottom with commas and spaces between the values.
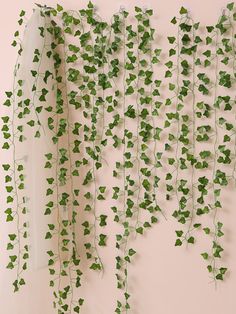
0, 1, 236, 314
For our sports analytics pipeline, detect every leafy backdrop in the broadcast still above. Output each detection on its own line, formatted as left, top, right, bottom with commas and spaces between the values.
1, 2, 236, 314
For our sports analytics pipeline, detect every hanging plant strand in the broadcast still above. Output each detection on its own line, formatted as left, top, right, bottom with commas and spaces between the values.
2, 9, 30, 293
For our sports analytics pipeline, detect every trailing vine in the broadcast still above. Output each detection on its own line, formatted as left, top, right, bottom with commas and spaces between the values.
42, 6, 85, 313
166, 4, 235, 283
2, 9, 30, 293
112, 6, 163, 313
165, 7, 200, 245
199, 3, 236, 283
79, 3, 109, 271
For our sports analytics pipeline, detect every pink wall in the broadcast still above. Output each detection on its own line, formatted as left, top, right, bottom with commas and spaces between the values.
1, 1, 236, 313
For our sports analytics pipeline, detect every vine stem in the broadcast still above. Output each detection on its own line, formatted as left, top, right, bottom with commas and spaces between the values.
174, 17, 182, 210
11, 45, 22, 290
61, 25, 77, 313
30, 13, 47, 135
49, 20, 63, 309
186, 15, 196, 243
122, 15, 129, 313
149, 17, 167, 222
74, 11, 104, 272
91, 119, 104, 272
211, 21, 220, 289
90, 18, 104, 272
228, 12, 236, 184
55, 96, 63, 308
134, 18, 141, 235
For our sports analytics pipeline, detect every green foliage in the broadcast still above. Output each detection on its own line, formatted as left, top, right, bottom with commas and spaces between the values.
2, 3, 235, 314
165, 3, 233, 287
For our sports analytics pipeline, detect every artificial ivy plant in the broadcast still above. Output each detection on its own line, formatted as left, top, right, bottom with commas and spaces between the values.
2, 2, 236, 313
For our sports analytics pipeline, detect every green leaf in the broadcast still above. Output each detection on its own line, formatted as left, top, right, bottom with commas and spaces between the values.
57, 4, 63, 12
201, 252, 209, 260
90, 263, 101, 270
43, 71, 52, 83
169, 48, 176, 57
168, 36, 176, 44
99, 215, 107, 227
98, 234, 107, 246
82, 170, 93, 185
207, 265, 212, 273
216, 273, 223, 280
144, 222, 151, 228
125, 86, 134, 95
165, 61, 173, 69
135, 6, 142, 12
179, 6, 188, 14
128, 248, 136, 256
171, 17, 177, 24
6, 214, 13, 221
27, 120, 35, 127
175, 239, 182, 246
99, 186, 106, 193
125, 105, 136, 119
175, 230, 183, 237
2, 164, 10, 171
151, 216, 158, 224
45, 153, 53, 160
5, 186, 13, 193
136, 227, 143, 235
142, 179, 151, 191
6, 91, 13, 98
19, 278, 25, 286
45, 232, 52, 239
4, 99, 11, 107
219, 267, 227, 275
10, 255, 17, 262
20, 10, 26, 17
7, 241, 15, 251
227, 2, 234, 10
84, 65, 97, 74
7, 262, 14, 269
87, 1, 94, 8
187, 236, 195, 244
74, 306, 81, 313
9, 234, 16, 241
48, 224, 55, 231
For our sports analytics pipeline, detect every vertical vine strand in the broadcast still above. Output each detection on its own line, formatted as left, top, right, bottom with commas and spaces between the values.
2, 9, 29, 292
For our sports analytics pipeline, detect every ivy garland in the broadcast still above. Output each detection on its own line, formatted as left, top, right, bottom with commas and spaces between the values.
165, 4, 235, 284
110, 7, 164, 313
2, 8, 38, 292
2, 2, 236, 313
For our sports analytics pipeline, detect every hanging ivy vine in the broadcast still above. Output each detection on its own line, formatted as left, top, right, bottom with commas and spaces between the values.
165, 4, 236, 283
